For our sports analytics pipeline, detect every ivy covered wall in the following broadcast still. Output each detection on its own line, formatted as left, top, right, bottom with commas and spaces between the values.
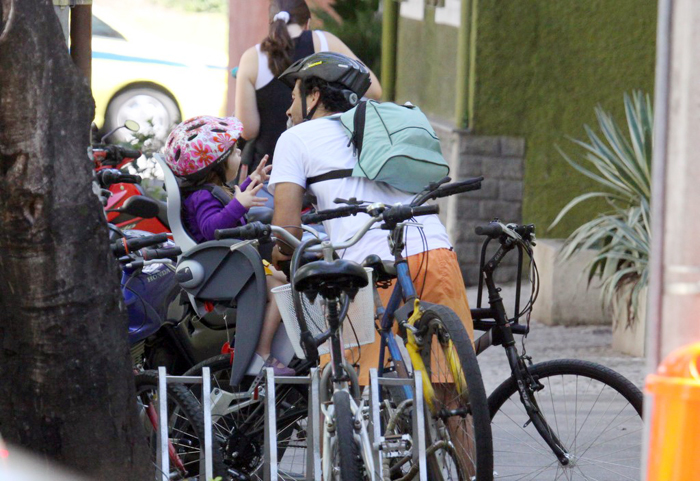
392, 1, 657, 235
395, 9, 459, 123
472, 0, 657, 236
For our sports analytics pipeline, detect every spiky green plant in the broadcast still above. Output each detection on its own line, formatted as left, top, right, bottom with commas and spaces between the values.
549, 91, 652, 327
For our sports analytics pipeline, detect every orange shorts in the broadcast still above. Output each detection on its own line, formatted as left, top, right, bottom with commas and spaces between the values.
327, 248, 474, 385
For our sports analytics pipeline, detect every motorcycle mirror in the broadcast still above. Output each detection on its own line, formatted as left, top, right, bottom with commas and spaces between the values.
124, 120, 140, 132
101, 120, 140, 144
109, 196, 160, 219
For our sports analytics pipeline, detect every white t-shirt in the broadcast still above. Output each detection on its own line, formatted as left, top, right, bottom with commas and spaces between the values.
269, 117, 452, 263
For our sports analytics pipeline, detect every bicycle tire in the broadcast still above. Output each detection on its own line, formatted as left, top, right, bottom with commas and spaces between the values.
413, 304, 493, 481
332, 390, 365, 481
488, 359, 643, 480
134, 370, 228, 480
184, 355, 309, 481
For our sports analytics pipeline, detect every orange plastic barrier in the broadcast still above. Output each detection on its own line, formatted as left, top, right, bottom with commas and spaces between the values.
645, 343, 700, 480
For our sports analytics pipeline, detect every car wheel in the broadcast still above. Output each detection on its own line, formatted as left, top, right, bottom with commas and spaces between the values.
104, 86, 181, 143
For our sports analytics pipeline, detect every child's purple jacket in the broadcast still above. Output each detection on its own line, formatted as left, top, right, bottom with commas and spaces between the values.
182, 177, 251, 243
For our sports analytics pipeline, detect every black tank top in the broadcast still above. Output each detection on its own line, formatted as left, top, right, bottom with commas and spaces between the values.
250, 30, 315, 170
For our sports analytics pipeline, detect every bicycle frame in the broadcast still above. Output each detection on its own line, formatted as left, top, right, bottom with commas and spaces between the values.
472, 232, 572, 465
375, 224, 467, 413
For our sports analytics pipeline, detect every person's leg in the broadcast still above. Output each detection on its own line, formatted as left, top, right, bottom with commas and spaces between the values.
255, 274, 284, 359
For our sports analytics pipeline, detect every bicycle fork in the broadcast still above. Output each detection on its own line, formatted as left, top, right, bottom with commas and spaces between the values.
504, 343, 571, 465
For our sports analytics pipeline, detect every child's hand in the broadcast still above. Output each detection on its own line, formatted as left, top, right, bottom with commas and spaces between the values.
250, 155, 272, 184
234, 178, 267, 209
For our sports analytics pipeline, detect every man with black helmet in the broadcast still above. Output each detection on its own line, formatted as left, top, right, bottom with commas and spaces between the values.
269, 52, 474, 385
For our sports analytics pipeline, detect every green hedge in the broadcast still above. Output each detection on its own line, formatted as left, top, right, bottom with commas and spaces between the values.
472, 0, 656, 236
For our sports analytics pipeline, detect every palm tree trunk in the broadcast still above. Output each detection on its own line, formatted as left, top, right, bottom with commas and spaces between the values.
0, 1, 150, 479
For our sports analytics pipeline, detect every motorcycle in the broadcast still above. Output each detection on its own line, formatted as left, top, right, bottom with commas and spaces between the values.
91, 120, 170, 234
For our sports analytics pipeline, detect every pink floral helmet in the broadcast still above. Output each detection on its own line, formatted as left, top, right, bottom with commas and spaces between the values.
164, 116, 244, 179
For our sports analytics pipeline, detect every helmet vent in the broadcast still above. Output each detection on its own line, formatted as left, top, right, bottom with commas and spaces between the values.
186, 123, 205, 132
187, 134, 198, 142
174, 148, 181, 161
211, 128, 225, 133
219, 121, 227, 126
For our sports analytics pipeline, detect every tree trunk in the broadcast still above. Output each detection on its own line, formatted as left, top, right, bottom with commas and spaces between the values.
0, 1, 150, 479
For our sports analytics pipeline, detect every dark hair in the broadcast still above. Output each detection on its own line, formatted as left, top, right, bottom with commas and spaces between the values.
302, 77, 355, 113
260, 0, 311, 77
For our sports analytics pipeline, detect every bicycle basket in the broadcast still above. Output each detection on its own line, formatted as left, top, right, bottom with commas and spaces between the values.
271, 268, 376, 359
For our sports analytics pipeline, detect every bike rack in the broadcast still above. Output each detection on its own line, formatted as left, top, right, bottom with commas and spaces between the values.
264, 367, 322, 481
263, 367, 427, 481
156, 366, 214, 481
368, 368, 428, 481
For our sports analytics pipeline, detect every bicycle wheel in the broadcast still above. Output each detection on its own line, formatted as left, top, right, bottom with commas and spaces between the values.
413, 304, 493, 481
488, 359, 643, 480
184, 355, 309, 481
134, 370, 227, 480
331, 390, 365, 481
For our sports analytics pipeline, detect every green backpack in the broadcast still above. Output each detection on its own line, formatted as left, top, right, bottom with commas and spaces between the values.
306, 100, 450, 194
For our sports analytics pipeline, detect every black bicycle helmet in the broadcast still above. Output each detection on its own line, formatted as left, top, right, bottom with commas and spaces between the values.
279, 52, 372, 120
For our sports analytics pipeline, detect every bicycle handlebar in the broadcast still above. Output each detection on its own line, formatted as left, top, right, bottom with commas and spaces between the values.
300, 204, 365, 225
138, 246, 182, 260
112, 233, 168, 257
474, 223, 504, 237
215, 203, 440, 253
214, 221, 272, 241
475, 222, 536, 243
97, 169, 142, 188
411, 176, 483, 206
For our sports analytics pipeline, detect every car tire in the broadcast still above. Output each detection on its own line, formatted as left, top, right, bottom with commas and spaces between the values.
104, 86, 181, 143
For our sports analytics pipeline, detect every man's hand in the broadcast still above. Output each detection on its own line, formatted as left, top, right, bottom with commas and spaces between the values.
271, 244, 293, 270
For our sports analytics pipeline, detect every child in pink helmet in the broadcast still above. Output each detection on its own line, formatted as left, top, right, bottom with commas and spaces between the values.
164, 115, 294, 375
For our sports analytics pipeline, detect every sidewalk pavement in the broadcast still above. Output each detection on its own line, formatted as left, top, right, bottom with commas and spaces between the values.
466, 283, 647, 395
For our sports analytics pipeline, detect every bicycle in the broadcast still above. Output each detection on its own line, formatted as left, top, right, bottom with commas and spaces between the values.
214, 175, 494, 480
134, 370, 228, 480
470, 221, 644, 480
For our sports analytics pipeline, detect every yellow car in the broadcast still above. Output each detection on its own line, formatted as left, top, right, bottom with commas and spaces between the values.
92, 14, 229, 142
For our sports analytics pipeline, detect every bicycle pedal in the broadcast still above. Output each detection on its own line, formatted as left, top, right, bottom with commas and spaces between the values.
226, 467, 250, 481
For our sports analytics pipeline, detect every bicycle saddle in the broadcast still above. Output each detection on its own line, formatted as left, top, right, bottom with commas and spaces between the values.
293, 259, 368, 298
361, 254, 397, 283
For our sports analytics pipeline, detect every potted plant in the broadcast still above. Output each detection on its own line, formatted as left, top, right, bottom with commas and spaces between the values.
550, 91, 652, 356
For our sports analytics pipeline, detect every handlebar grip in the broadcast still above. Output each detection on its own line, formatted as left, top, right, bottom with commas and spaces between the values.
139, 246, 182, 260
301, 205, 363, 224
98, 169, 141, 187
113, 233, 168, 256
215, 226, 247, 240
119, 148, 142, 159
411, 204, 440, 217
215, 221, 271, 241
437, 177, 483, 197
474, 223, 504, 237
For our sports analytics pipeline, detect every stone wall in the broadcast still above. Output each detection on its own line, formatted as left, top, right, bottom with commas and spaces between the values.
432, 120, 525, 286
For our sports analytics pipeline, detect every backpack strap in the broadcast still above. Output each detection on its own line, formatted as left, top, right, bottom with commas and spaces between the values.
307, 169, 353, 186
182, 184, 232, 206
350, 100, 368, 158
308, 102, 369, 187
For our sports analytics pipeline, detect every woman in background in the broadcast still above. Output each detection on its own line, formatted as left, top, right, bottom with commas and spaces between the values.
234, 0, 382, 177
